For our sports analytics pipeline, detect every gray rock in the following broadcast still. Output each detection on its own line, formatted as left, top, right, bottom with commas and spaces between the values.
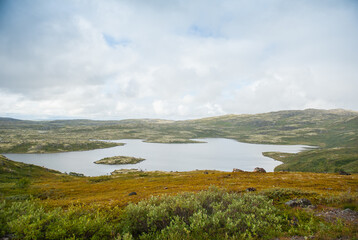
285, 198, 312, 208
128, 192, 137, 196
342, 208, 353, 214
233, 168, 244, 172
306, 205, 317, 210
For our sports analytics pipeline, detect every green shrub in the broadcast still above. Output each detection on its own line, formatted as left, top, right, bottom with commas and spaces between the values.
1, 188, 353, 239
15, 178, 31, 189
0, 201, 9, 236
120, 186, 284, 239
0, 201, 114, 240
88, 176, 112, 183
317, 191, 358, 208
261, 188, 316, 203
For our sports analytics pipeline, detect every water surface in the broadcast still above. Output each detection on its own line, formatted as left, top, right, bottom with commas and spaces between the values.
4, 138, 310, 176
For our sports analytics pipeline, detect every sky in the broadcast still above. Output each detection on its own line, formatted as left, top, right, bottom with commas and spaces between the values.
0, 0, 358, 120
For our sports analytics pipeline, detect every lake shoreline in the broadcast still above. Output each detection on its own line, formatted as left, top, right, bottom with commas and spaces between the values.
4, 138, 312, 176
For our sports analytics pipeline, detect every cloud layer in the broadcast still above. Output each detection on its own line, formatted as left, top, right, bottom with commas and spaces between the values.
1, 0, 358, 119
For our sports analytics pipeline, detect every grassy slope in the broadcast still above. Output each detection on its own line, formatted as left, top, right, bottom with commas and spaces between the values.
1, 154, 356, 208
1, 109, 358, 173
1, 155, 357, 239
0, 155, 62, 182
0, 155, 65, 200
264, 147, 358, 173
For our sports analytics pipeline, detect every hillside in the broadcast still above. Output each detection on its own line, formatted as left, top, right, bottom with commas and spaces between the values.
0, 156, 357, 239
0, 109, 357, 173
0, 155, 62, 182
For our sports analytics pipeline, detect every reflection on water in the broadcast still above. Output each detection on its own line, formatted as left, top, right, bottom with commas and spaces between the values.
4, 138, 311, 176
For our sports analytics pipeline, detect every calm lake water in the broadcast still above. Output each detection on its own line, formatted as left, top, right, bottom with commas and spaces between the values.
4, 138, 311, 176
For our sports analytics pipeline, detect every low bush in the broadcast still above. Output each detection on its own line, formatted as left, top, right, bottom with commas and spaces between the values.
88, 176, 112, 183
120, 186, 284, 239
0, 201, 115, 240
261, 188, 316, 203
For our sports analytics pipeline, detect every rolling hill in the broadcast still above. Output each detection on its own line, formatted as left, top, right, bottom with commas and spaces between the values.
0, 108, 357, 172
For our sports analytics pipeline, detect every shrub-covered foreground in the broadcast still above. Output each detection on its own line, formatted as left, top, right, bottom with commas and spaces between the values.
121, 187, 282, 239
0, 200, 119, 240
1, 187, 356, 239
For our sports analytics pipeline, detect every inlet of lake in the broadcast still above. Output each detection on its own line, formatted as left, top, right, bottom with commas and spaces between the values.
4, 138, 312, 176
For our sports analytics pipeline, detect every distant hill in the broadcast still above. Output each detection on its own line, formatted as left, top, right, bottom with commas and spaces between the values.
0, 117, 22, 122
1, 109, 357, 173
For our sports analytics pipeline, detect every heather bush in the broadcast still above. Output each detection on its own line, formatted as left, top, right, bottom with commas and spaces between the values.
120, 187, 284, 239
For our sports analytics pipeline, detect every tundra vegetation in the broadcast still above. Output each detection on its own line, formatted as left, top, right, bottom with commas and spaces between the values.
0, 155, 357, 239
0, 109, 358, 239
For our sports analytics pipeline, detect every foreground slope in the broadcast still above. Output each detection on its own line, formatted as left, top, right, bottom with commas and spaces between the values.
0, 156, 357, 239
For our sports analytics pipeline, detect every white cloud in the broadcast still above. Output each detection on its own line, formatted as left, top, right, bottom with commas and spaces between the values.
0, 0, 357, 120
152, 100, 168, 115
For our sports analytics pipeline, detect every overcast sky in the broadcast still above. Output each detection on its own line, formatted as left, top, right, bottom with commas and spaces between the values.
0, 0, 357, 120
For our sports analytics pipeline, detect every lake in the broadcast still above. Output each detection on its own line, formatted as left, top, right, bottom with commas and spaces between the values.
4, 138, 311, 176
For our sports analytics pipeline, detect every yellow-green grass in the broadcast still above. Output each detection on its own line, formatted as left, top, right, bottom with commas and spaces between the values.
26, 171, 357, 209
1, 155, 357, 210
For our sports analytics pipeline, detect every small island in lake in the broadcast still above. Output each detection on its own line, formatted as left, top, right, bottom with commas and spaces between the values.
94, 156, 145, 165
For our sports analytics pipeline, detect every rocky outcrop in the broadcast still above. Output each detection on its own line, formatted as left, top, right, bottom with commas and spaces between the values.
285, 198, 312, 208
315, 208, 358, 222
253, 167, 266, 173
232, 168, 244, 172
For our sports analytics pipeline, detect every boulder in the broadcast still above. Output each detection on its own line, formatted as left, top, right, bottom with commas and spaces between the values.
246, 187, 256, 192
285, 198, 312, 208
253, 167, 266, 173
339, 170, 351, 175
128, 192, 137, 196
233, 168, 244, 172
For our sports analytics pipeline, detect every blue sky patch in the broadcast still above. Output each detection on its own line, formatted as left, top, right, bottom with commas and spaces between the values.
188, 25, 216, 38
102, 33, 130, 47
